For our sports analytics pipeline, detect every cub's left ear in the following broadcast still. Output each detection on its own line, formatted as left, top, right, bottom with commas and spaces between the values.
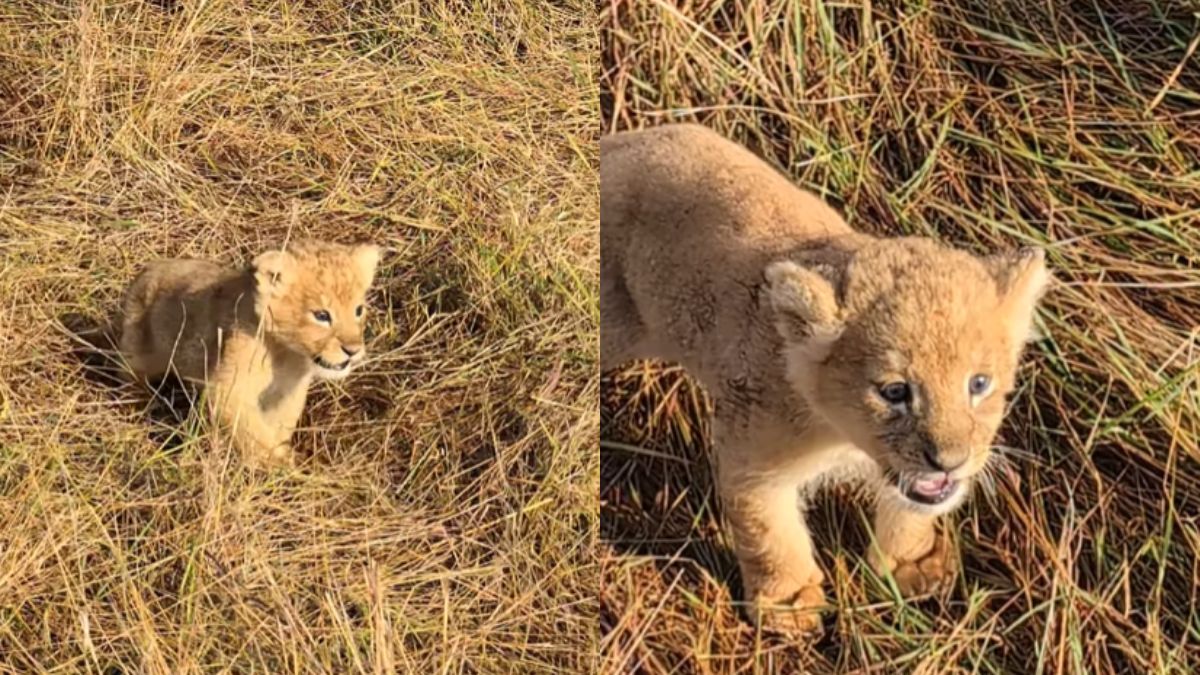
764, 260, 844, 341
253, 249, 296, 297
353, 244, 381, 280
986, 247, 1050, 351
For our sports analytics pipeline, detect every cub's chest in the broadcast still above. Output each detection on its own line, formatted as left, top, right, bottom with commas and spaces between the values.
215, 333, 312, 416
256, 364, 312, 416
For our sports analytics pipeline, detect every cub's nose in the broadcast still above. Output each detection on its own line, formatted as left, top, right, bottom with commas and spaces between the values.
342, 344, 362, 358
922, 445, 968, 473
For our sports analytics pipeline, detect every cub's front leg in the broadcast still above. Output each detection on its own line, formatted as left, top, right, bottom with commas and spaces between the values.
868, 492, 958, 595
718, 434, 826, 637
208, 380, 296, 468
205, 344, 297, 468
723, 484, 826, 637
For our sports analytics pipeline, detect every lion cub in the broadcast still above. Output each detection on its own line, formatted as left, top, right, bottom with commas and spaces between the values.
601, 125, 1048, 636
119, 240, 381, 467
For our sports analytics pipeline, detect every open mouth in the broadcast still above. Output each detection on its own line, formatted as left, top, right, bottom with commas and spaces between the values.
314, 356, 350, 371
901, 474, 960, 506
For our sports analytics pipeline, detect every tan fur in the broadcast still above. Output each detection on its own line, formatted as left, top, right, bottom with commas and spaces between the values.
602, 124, 1048, 636
119, 240, 381, 467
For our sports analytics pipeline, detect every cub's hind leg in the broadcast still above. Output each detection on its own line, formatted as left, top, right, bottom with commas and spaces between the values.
117, 271, 167, 380
601, 267, 656, 370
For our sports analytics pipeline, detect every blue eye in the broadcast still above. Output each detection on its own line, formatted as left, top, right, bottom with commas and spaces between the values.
879, 382, 911, 405
969, 374, 991, 396
313, 310, 332, 323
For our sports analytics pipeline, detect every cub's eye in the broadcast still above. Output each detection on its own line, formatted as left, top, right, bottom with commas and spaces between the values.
878, 382, 911, 405
355, 305, 364, 318
312, 310, 332, 324
969, 374, 992, 396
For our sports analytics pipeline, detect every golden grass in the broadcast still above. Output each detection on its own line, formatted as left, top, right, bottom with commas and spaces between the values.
601, 0, 1200, 672
0, 1, 597, 672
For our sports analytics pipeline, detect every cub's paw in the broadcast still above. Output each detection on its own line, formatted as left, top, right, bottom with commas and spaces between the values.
266, 444, 296, 469
747, 580, 827, 638
874, 535, 958, 597
245, 443, 296, 470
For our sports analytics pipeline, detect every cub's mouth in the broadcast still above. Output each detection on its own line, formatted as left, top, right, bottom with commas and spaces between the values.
314, 356, 351, 372
898, 474, 961, 506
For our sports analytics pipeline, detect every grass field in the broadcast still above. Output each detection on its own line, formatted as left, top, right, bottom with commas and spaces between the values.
602, 1, 1200, 672
0, 1, 597, 672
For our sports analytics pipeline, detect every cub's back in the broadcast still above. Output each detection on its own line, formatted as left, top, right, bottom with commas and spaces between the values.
601, 124, 850, 260
601, 124, 856, 374
119, 259, 243, 381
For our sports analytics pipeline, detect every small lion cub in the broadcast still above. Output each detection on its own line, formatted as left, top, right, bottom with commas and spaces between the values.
119, 240, 381, 467
602, 125, 1049, 637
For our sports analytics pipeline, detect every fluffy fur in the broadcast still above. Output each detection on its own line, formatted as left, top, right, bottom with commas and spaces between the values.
601, 124, 1049, 636
119, 240, 381, 467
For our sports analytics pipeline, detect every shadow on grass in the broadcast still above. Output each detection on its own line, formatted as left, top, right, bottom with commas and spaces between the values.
600, 367, 736, 569
58, 312, 196, 453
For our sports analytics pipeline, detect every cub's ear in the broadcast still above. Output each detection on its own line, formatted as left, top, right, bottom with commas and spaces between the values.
253, 249, 296, 296
352, 244, 382, 281
764, 260, 844, 342
986, 247, 1050, 349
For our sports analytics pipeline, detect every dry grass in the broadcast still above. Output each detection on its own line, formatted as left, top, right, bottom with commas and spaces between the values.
601, 0, 1200, 672
0, 1, 597, 672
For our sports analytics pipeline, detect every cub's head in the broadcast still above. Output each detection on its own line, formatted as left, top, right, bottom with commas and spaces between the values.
252, 240, 381, 380
766, 238, 1048, 514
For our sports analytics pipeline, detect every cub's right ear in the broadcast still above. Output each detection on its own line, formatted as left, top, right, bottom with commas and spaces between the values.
985, 247, 1050, 350
764, 260, 844, 342
351, 244, 382, 281
253, 250, 296, 296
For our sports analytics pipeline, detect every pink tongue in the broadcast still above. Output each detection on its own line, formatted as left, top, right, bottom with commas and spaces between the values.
913, 476, 948, 496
